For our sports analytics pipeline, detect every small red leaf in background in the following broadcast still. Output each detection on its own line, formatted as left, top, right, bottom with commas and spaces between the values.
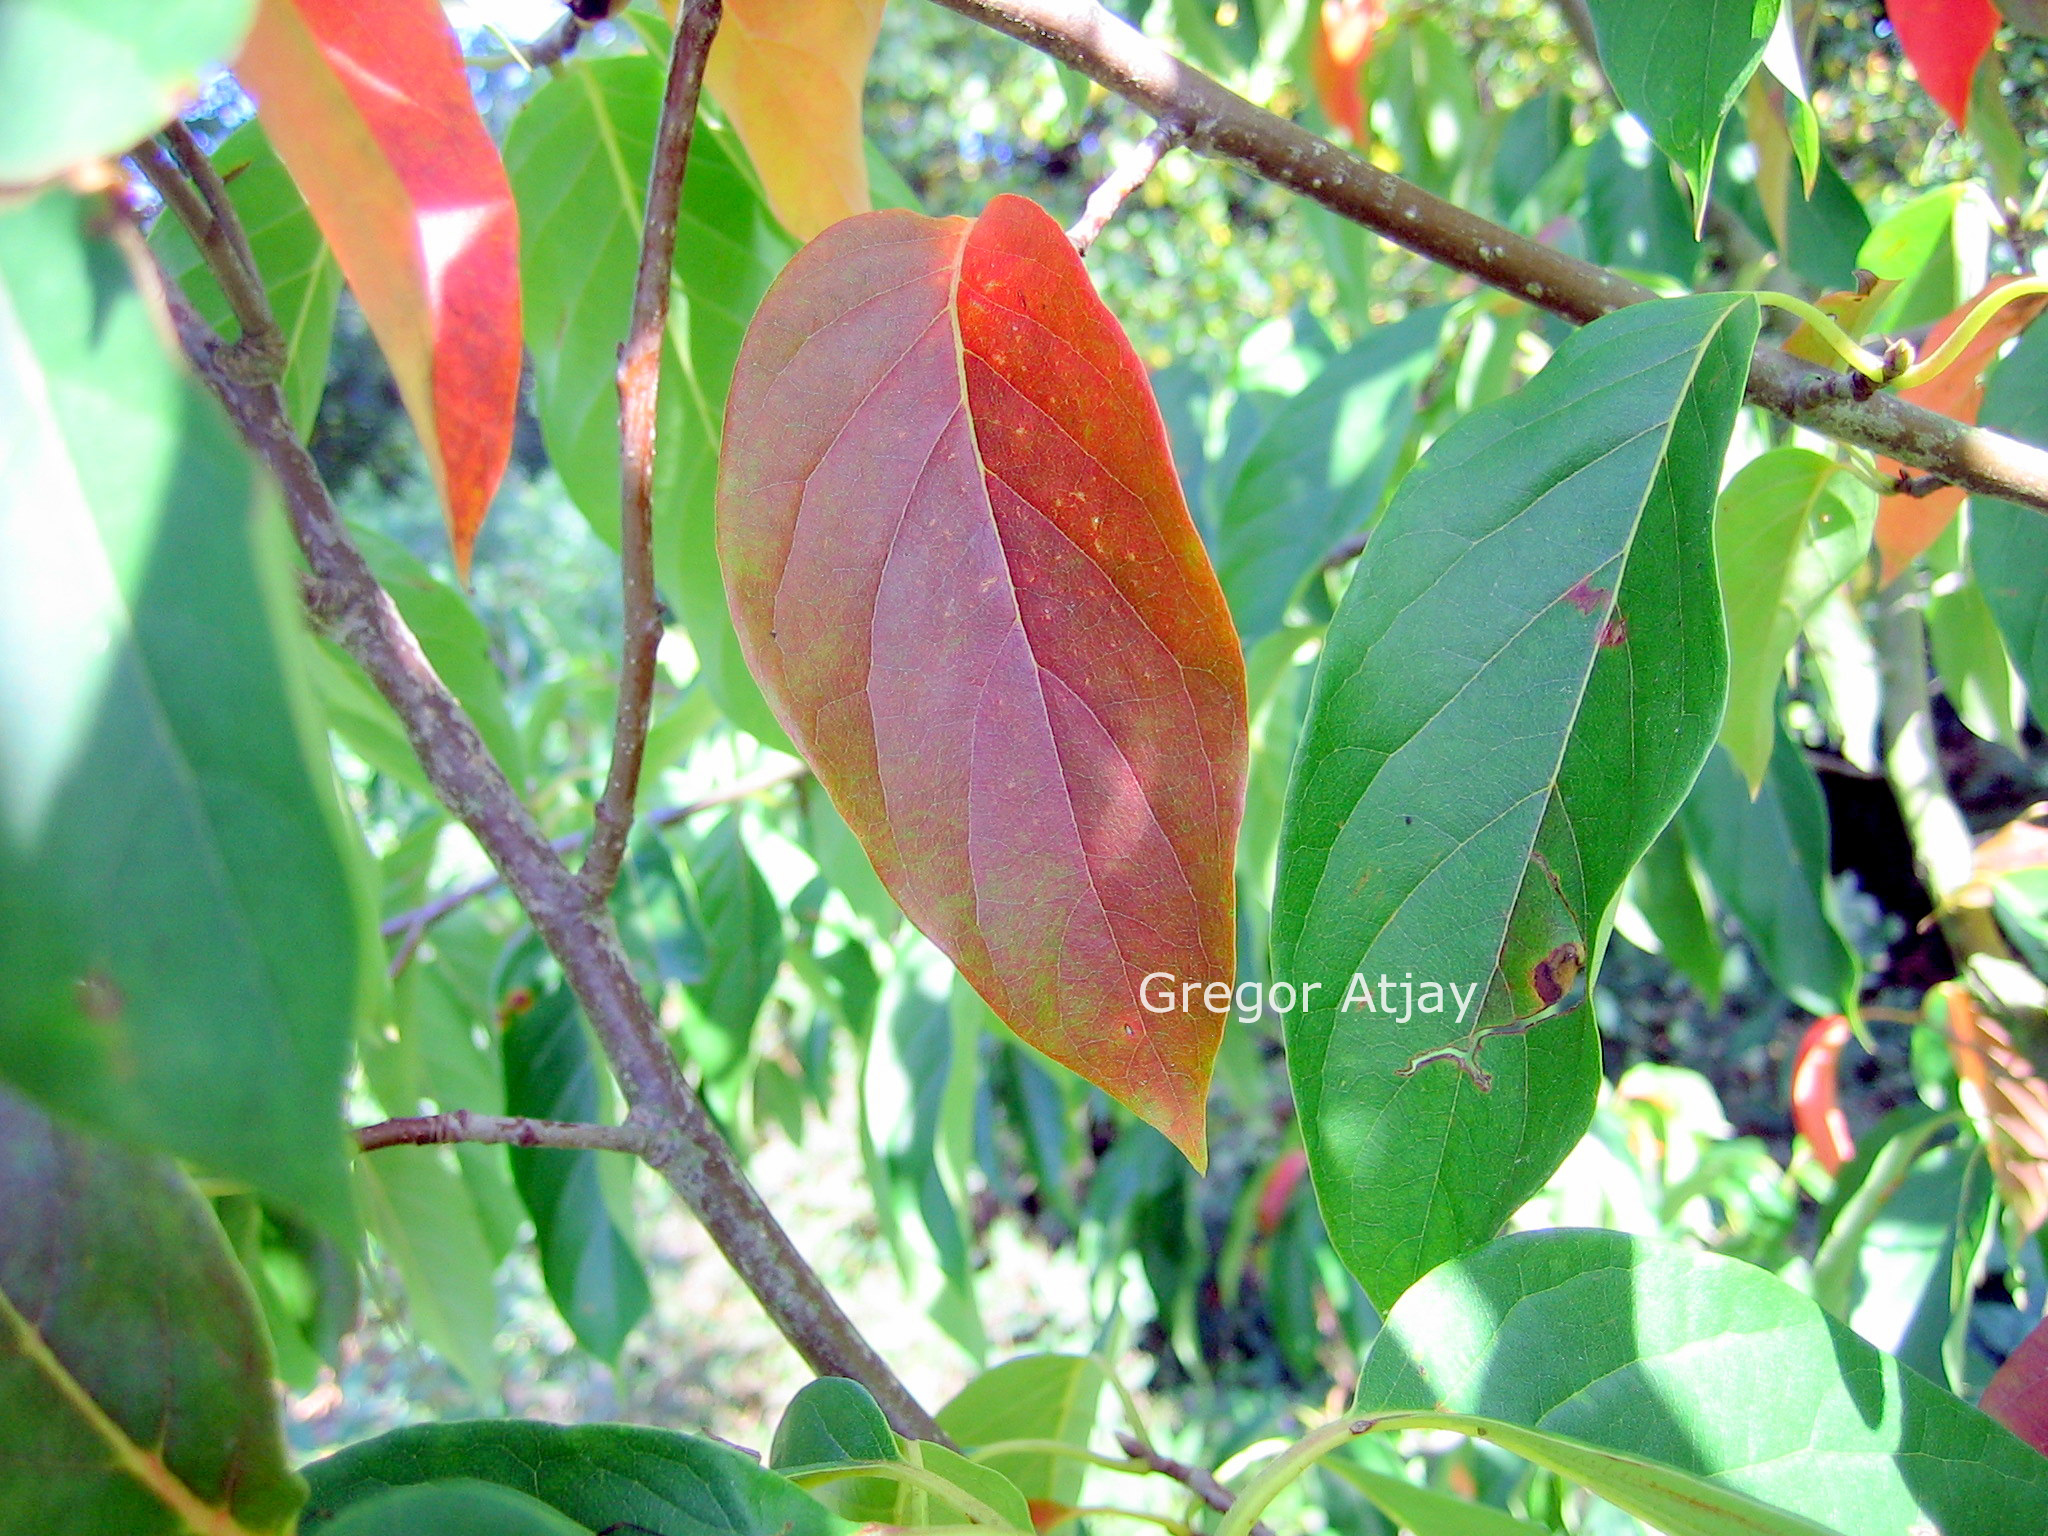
1255, 1148, 1309, 1235
1792, 1013, 1855, 1173
1888, 0, 2000, 126
1983, 1314, 2048, 1454
1875, 275, 2047, 583
719, 196, 1248, 1167
237, 0, 520, 577
1312, 0, 1387, 145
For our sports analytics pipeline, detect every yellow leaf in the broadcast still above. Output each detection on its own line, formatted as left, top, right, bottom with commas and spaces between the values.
702, 0, 886, 241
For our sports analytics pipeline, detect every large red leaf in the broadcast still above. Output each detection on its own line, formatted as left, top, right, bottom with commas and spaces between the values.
718, 195, 1247, 1165
237, 0, 520, 577
1983, 1313, 2048, 1454
1888, 0, 2000, 126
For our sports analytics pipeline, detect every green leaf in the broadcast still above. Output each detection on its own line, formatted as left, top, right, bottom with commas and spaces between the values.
1627, 821, 1725, 1009
1352, 1229, 2048, 1536
938, 1353, 1107, 1506
1322, 1458, 1545, 1536
773, 1378, 900, 1469
302, 1420, 846, 1536
0, 189, 364, 1236
320, 1480, 588, 1536
0, 0, 256, 184
1680, 732, 1860, 1018
1928, 569, 2025, 751
1584, 0, 1781, 217
354, 1146, 501, 1397
0, 1087, 304, 1536
502, 986, 650, 1363
772, 1378, 902, 1523
1274, 294, 1757, 1308
1582, 121, 1705, 285
1215, 308, 1446, 644
677, 815, 784, 1109
149, 121, 339, 433
1857, 184, 1972, 334
1715, 447, 1875, 789
504, 56, 792, 747
1973, 322, 2048, 717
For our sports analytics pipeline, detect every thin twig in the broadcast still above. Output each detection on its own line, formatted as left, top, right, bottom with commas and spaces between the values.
1069, 120, 1188, 254
582, 0, 725, 904
924, 0, 2048, 516
380, 759, 809, 949
128, 138, 284, 382
151, 185, 941, 1444
1115, 1434, 1274, 1536
357, 1110, 649, 1154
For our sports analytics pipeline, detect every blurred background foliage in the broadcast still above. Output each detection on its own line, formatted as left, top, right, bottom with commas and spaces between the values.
183, 0, 2048, 1529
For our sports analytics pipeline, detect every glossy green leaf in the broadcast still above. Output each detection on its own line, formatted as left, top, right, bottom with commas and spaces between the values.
1973, 321, 2048, 716
504, 55, 792, 747
502, 986, 649, 1363
1216, 308, 1446, 643
1353, 1229, 2048, 1535
320, 1480, 587, 1536
1928, 570, 2025, 750
676, 815, 784, 1114
1584, 0, 1781, 215
0, 0, 255, 183
1858, 183, 1973, 334
1582, 121, 1705, 284
1274, 294, 1756, 1308
1323, 1460, 1545, 1536
771, 1379, 900, 1524
1680, 733, 1860, 1017
938, 1353, 1106, 1506
1715, 447, 1875, 789
354, 1146, 501, 1397
302, 1420, 844, 1536
773, 1378, 899, 1469
0, 189, 363, 1235
0, 1087, 304, 1536
1628, 821, 1725, 1009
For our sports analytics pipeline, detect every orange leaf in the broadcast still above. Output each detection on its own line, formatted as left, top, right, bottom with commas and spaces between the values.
1311, 0, 1387, 145
1946, 982, 2048, 1234
705, 0, 885, 241
718, 197, 1247, 1167
237, 0, 521, 577
1791, 1013, 1855, 1173
1875, 276, 2048, 583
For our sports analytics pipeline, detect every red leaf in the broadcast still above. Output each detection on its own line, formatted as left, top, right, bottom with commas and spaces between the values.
1256, 1148, 1309, 1235
1792, 1014, 1855, 1174
1984, 1314, 2048, 1454
1875, 276, 2047, 582
718, 196, 1247, 1167
1888, 0, 2000, 127
1311, 0, 1387, 145
237, 0, 521, 577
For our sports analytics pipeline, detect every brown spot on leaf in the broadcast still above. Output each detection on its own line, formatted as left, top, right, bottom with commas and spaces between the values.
1598, 611, 1629, 648
1531, 941, 1586, 1008
1563, 577, 1608, 616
